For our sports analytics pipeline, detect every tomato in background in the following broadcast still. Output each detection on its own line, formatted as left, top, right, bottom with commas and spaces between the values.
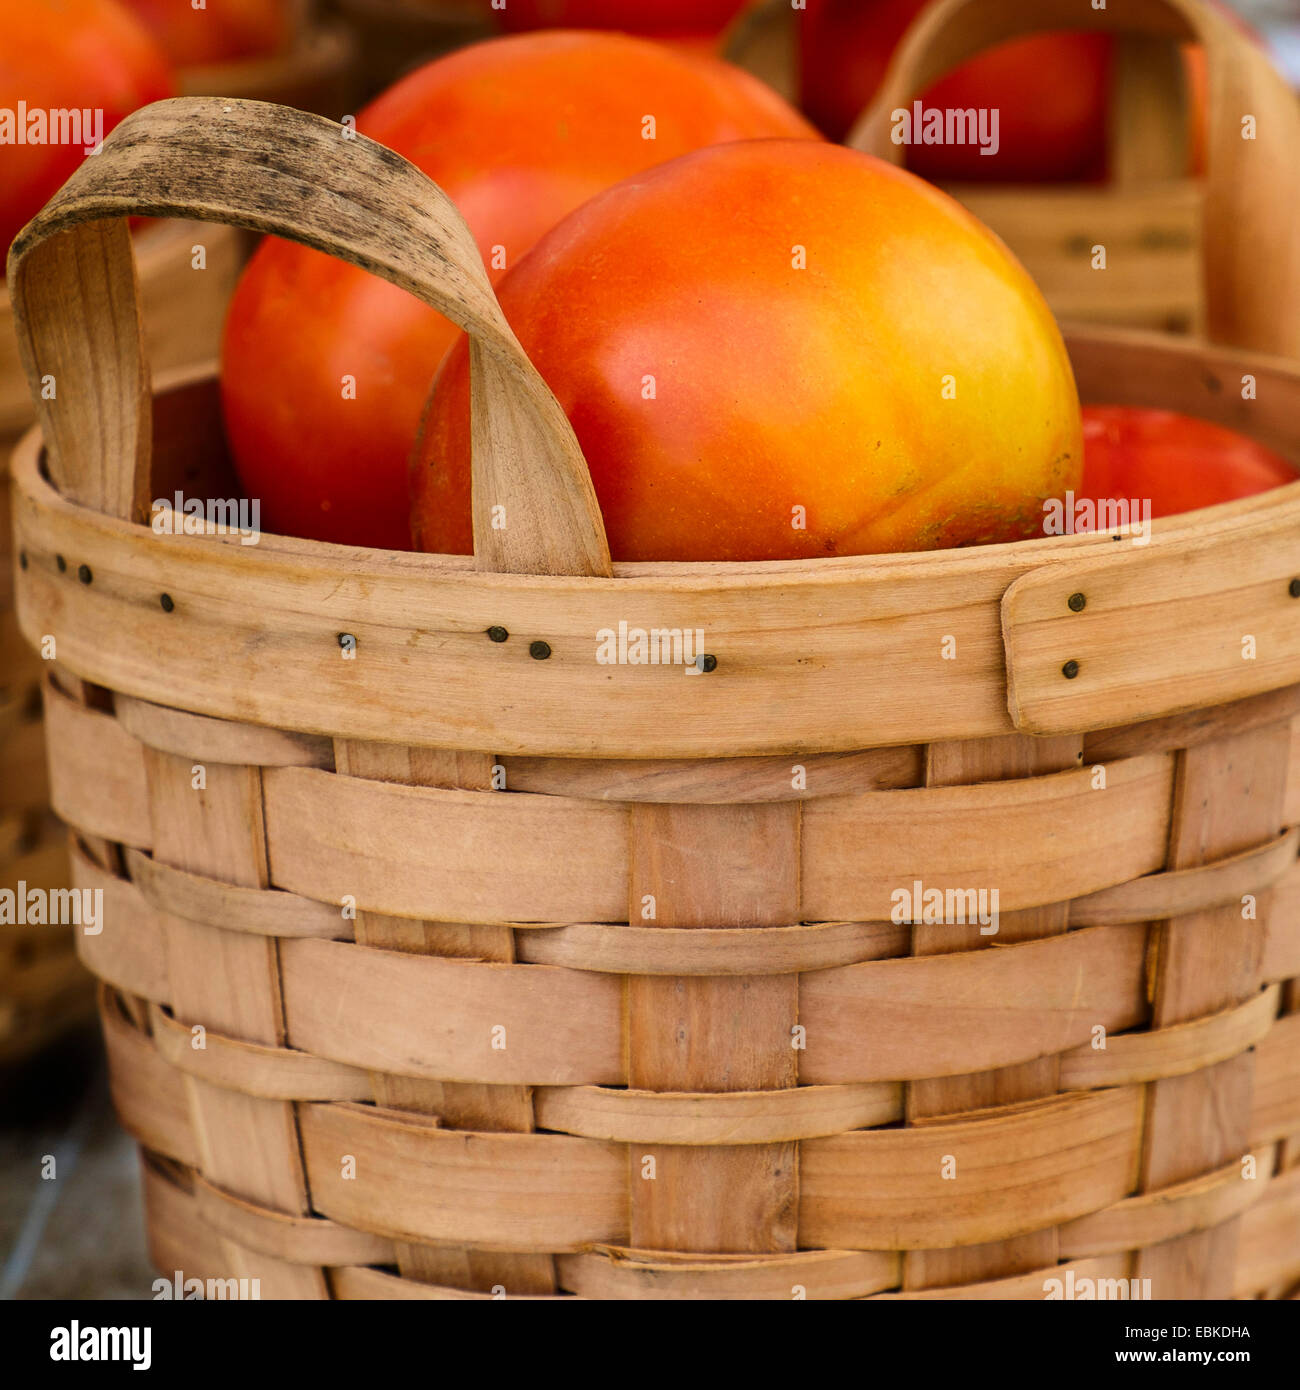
0, 0, 174, 262
220, 32, 818, 551
800, 0, 1112, 182
120, 0, 295, 66
1082, 408, 1295, 518
416, 141, 1081, 563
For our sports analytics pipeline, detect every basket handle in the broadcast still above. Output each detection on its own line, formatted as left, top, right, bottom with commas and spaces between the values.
5, 97, 613, 578
845, 0, 1300, 358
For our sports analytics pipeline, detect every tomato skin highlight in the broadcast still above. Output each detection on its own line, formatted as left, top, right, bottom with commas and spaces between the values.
799, 0, 1113, 182
1081, 407, 1296, 519
0, 0, 174, 262
219, 31, 818, 551
415, 140, 1083, 564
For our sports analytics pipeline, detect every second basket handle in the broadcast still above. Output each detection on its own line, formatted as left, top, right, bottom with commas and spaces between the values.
6, 97, 613, 578
845, 0, 1300, 359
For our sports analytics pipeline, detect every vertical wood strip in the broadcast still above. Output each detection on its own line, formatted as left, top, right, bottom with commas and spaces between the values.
143, 746, 325, 1298
331, 739, 554, 1295
1135, 722, 1291, 1299
626, 801, 800, 1254
904, 732, 1083, 1289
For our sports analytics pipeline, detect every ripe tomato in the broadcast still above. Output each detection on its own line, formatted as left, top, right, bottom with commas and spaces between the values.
119, 0, 295, 66
0, 0, 173, 262
498, 1, 748, 36
220, 32, 818, 550
799, 0, 1112, 182
1082, 407, 1294, 519
415, 141, 1081, 563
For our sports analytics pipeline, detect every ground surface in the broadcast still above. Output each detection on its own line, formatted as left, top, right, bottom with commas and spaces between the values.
0, 1028, 153, 1300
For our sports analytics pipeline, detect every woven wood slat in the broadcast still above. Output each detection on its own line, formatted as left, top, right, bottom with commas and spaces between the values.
903, 733, 1081, 1288
116, 695, 333, 769
505, 748, 923, 801
1059, 1148, 1276, 1259
331, 738, 555, 1295
624, 803, 800, 1253
78, 845, 1300, 1091
1135, 721, 1291, 1296
143, 746, 326, 1298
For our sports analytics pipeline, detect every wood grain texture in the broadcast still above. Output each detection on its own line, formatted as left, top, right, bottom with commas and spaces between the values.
143, 746, 327, 1297
627, 802, 800, 1254
903, 733, 1083, 1288
332, 738, 554, 1294
1004, 506, 1300, 735
1136, 721, 1291, 1298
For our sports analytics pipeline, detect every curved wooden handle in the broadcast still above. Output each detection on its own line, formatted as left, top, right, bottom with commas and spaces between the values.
846, 0, 1300, 358
5, 97, 612, 578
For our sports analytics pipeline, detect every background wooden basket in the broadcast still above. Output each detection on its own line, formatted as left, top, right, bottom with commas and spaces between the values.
728, 0, 1288, 337
1, 219, 245, 1067
173, 0, 358, 118
6, 0, 1300, 1300
328, 0, 495, 95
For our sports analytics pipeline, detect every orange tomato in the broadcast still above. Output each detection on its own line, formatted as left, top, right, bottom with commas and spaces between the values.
1082, 407, 1295, 519
0, 0, 173, 262
220, 32, 818, 550
415, 140, 1081, 562
120, 0, 295, 66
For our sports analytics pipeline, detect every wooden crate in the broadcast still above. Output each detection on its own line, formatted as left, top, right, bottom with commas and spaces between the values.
5, 0, 1300, 1297
727, 0, 1233, 334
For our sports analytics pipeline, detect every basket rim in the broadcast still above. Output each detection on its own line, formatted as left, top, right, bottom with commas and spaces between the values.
13, 330, 1300, 584
12, 329, 1300, 757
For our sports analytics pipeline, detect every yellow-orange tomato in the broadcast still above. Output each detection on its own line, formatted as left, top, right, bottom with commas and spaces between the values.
221, 32, 818, 550
0, 0, 173, 262
120, 0, 294, 66
415, 141, 1081, 563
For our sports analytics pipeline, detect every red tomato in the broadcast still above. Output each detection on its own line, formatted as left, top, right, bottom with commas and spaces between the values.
415, 141, 1081, 563
800, 0, 1112, 182
0, 0, 174, 262
220, 32, 818, 550
1082, 408, 1295, 519
120, 0, 295, 66
498, 1, 748, 36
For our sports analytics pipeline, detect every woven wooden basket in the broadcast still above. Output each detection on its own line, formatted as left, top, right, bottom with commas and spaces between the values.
172, 1, 357, 117
728, 0, 1270, 335
0, 218, 245, 1066
7, 0, 1300, 1298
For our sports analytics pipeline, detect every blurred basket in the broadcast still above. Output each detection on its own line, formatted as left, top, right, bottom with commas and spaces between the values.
728, 0, 1278, 336
173, 1, 358, 117
1, 218, 246, 1066
329, 0, 495, 95
6, 0, 1300, 1300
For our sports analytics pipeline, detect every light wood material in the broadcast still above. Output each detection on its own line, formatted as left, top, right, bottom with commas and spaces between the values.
625, 803, 800, 1254
8, 88, 1298, 1300
1135, 721, 1290, 1297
